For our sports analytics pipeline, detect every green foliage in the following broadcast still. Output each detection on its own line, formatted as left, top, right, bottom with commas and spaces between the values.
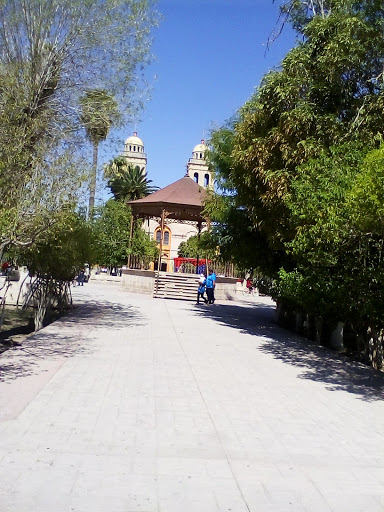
0, 156, 87, 259
80, 90, 120, 146
0, 0, 159, 255
20, 212, 93, 281
92, 199, 157, 267
279, 142, 384, 330
220, 1, 384, 248
346, 146, 384, 234
177, 232, 216, 259
287, 142, 367, 265
80, 89, 120, 214
0, 0, 159, 328
105, 159, 158, 201
92, 200, 132, 267
206, 1, 384, 364
131, 224, 158, 260
0, 0, 159, 117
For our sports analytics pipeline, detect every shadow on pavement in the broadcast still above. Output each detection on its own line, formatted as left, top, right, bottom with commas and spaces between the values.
0, 299, 146, 383
194, 301, 384, 402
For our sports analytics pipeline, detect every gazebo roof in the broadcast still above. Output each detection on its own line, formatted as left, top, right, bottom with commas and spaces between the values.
127, 175, 209, 222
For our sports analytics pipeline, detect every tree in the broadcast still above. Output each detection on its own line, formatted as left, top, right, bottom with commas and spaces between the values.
0, 0, 159, 253
208, 0, 384, 261
92, 200, 132, 267
278, 142, 384, 366
205, 120, 292, 277
79, 89, 120, 215
0, 0, 159, 330
105, 159, 158, 201
0, 155, 88, 260
177, 233, 215, 260
19, 211, 94, 330
228, 1, 384, 243
0, 0, 159, 121
92, 199, 157, 267
206, 1, 384, 366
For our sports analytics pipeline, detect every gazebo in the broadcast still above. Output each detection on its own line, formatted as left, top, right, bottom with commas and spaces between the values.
127, 175, 210, 289
128, 174, 208, 222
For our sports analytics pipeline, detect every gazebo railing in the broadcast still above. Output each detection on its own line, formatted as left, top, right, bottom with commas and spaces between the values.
128, 255, 153, 270
127, 254, 240, 279
175, 259, 239, 278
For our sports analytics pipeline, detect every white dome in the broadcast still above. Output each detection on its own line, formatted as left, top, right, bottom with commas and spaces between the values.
124, 132, 144, 147
193, 140, 207, 153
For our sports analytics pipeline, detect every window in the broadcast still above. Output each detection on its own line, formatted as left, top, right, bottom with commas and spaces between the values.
129, 145, 132, 151
204, 174, 209, 187
134, 145, 136, 151
155, 227, 171, 246
200, 153, 203, 159
194, 172, 199, 183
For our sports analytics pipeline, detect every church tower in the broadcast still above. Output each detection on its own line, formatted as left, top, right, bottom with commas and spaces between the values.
121, 132, 147, 175
186, 140, 212, 188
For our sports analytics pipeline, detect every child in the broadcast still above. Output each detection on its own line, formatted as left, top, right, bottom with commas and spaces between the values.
196, 273, 207, 304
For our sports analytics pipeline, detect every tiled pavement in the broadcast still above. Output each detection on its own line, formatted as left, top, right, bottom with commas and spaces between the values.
0, 281, 383, 512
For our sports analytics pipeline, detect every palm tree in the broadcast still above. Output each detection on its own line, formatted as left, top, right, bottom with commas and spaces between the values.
107, 163, 158, 201
79, 89, 120, 217
103, 156, 128, 180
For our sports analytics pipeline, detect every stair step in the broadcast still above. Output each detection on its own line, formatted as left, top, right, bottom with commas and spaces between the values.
153, 272, 203, 300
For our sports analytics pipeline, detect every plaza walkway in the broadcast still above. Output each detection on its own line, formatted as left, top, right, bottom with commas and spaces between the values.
0, 281, 383, 512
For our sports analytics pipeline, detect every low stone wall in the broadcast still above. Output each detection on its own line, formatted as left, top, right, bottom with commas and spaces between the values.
215, 276, 239, 301
121, 269, 156, 295
121, 270, 239, 300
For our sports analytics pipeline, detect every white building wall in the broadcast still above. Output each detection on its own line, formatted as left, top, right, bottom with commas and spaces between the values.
143, 218, 206, 272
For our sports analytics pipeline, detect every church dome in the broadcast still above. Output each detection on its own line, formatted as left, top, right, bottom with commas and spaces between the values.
192, 139, 207, 160
124, 131, 144, 147
193, 139, 207, 153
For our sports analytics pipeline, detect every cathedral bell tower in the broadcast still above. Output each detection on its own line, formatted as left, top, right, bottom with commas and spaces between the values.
186, 140, 212, 188
121, 132, 147, 175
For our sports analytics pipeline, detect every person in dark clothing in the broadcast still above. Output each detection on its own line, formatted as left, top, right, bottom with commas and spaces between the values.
77, 269, 85, 286
205, 270, 216, 304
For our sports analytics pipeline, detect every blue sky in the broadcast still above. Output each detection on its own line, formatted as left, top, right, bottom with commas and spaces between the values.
100, 0, 297, 196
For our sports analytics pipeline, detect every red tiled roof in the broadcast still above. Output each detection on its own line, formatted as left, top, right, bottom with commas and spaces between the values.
127, 176, 209, 221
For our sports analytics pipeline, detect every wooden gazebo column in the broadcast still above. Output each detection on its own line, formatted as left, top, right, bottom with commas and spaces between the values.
205, 217, 211, 276
127, 214, 135, 269
155, 208, 166, 294
196, 220, 202, 274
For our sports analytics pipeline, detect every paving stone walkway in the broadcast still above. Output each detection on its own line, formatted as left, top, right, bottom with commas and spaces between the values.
0, 281, 383, 512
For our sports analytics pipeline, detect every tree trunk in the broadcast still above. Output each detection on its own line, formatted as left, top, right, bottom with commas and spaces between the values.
315, 316, 323, 344
295, 310, 304, 334
34, 281, 50, 331
329, 322, 344, 351
88, 142, 98, 217
368, 327, 383, 370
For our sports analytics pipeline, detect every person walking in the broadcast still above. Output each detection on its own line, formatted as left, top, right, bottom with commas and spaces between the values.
77, 269, 85, 286
205, 270, 216, 304
196, 273, 207, 304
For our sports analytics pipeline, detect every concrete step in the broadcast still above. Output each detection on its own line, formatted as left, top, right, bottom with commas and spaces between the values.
154, 272, 200, 300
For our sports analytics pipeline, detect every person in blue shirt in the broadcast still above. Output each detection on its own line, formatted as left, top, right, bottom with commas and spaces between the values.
205, 270, 216, 304
196, 273, 207, 304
